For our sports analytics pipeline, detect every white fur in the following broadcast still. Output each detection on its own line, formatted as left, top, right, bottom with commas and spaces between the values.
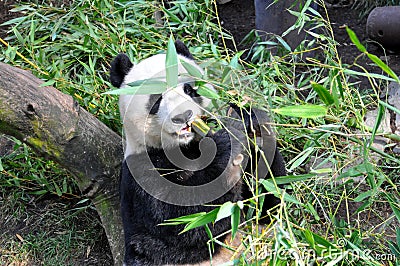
119, 54, 212, 157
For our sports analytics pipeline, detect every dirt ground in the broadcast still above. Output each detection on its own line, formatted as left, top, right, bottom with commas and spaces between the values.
1, 0, 399, 264
0, 0, 16, 40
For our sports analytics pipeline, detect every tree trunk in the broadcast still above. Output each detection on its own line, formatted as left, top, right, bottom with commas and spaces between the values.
0, 62, 124, 265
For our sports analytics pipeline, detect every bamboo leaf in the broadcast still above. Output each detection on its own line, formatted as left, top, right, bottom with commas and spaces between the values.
215, 201, 234, 222
397, 228, 400, 246
356, 200, 372, 213
204, 224, 213, 240
197, 84, 220, 99
367, 53, 400, 83
287, 147, 314, 171
272, 104, 327, 118
346, 27, 366, 53
337, 163, 371, 179
260, 180, 302, 205
276, 35, 292, 51
181, 59, 203, 79
388, 240, 400, 257
306, 202, 320, 221
379, 100, 400, 114
30, 190, 48, 195
162, 8, 182, 23
368, 103, 384, 148
231, 205, 240, 239
166, 36, 178, 88
229, 51, 244, 70
303, 229, 315, 248
344, 69, 397, 82
159, 212, 206, 226
269, 173, 317, 185
181, 209, 218, 233
104, 79, 167, 95
53, 181, 62, 196
387, 195, 400, 222
313, 233, 335, 248
310, 81, 334, 105
354, 190, 373, 202
0, 16, 26, 26
40, 80, 56, 87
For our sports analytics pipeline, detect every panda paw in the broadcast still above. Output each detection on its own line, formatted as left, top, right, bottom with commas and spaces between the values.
205, 127, 248, 189
208, 127, 248, 167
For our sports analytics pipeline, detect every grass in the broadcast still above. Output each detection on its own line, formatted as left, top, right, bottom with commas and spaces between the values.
1, 0, 399, 265
0, 136, 112, 265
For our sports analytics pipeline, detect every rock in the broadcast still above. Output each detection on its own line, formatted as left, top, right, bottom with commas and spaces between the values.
388, 79, 400, 135
363, 108, 391, 162
393, 145, 400, 154
364, 108, 391, 135
364, 108, 390, 160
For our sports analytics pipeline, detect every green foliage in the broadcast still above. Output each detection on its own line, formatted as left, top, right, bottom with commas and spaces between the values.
166, 35, 179, 88
161, 201, 243, 240
0, 136, 75, 197
310, 81, 334, 105
346, 27, 399, 83
272, 104, 328, 118
104, 79, 167, 95
1, 0, 400, 265
0, 136, 109, 265
0, 0, 220, 132
105, 37, 220, 100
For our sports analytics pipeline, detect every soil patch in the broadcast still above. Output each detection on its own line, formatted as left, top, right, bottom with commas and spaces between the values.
0, 0, 20, 40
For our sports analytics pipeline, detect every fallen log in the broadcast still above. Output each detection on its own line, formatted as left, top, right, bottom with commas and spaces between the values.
0, 62, 124, 265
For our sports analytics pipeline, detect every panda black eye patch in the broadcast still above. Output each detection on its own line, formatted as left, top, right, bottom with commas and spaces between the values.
148, 94, 162, 115
183, 83, 200, 98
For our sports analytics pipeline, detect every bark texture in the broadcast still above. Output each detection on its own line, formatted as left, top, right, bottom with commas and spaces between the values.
0, 62, 124, 265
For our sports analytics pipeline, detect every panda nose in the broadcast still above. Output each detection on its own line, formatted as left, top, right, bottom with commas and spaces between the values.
171, 110, 193, 124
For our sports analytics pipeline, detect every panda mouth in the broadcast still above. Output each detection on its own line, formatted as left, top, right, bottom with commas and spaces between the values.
177, 124, 192, 136
176, 125, 192, 136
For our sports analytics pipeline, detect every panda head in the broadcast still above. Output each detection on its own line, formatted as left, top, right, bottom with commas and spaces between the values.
110, 41, 213, 156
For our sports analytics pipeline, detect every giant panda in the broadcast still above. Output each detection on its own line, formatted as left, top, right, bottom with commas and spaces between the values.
110, 40, 286, 266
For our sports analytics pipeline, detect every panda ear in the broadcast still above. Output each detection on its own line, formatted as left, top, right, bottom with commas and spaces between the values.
110, 53, 133, 88
175, 40, 194, 60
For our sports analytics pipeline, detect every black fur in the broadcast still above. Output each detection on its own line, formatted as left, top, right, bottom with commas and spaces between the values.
227, 105, 287, 219
111, 41, 287, 265
110, 53, 133, 88
120, 109, 287, 265
147, 94, 162, 115
183, 83, 199, 98
121, 128, 245, 265
175, 40, 194, 60
183, 83, 203, 105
